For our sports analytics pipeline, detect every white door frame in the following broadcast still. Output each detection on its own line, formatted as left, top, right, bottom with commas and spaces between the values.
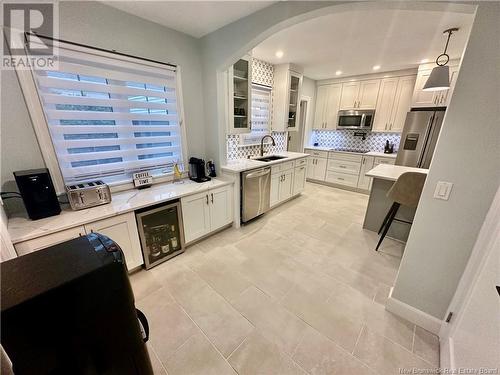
291, 95, 311, 152
439, 185, 500, 368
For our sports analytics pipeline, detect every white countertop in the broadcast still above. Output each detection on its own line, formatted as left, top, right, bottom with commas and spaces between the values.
8, 178, 232, 244
366, 164, 428, 182
221, 151, 309, 173
305, 146, 397, 158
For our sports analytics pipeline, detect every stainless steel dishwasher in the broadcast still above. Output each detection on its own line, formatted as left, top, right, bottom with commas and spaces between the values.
241, 167, 271, 223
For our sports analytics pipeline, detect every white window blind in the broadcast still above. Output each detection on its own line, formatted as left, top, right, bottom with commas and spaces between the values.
32, 43, 184, 185
240, 84, 272, 146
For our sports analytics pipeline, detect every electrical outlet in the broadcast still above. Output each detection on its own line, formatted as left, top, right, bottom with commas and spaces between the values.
433, 181, 453, 200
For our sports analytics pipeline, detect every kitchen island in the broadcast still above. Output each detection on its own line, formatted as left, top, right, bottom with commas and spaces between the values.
363, 164, 429, 242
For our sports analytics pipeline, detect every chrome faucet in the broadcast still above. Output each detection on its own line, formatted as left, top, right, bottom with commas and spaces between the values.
260, 135, 276, 156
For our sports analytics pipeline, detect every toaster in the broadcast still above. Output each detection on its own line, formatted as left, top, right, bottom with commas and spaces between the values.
66, 181, 111, 210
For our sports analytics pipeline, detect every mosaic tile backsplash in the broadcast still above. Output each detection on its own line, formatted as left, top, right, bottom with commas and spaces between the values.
227, 132, 287, 160
311, 130, 401, 152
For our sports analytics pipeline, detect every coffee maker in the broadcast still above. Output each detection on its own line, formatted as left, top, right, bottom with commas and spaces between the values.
188, 157, 211, 183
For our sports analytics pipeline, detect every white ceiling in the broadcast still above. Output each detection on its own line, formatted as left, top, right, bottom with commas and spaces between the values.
104, 1, 275, 38
252, 9, 474, 80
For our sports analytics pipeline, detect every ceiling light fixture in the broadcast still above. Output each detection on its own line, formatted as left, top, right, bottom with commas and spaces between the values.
423, 27, 459, 91
275, 50, 284, 59
372, 65, 381, 71
335, 70, 342, 76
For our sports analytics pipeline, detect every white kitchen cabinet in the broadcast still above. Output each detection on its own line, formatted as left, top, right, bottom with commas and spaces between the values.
270, 162, 296, 207
372, 78, 398, 132
374, 156, 395, 166
357, 155, 375, 190
307, 157, 327, 181
340, 79, 380, 110
314, 84, 342, 129
14, 225, 86, 256
85, 212, 143, 271
270, 173, 281, 207
373, 76, 416, 132
181, 185, 233, 244
227, 57, 252, 134
279, 169, 294, 201
411, 64, 459, 108
272, 64, 303, 132
293, 165, 307, 195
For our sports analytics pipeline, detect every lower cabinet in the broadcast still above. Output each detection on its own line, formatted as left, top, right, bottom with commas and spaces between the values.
181, 184, 233, 244
85, 212, 143, 271
14, 212, 144, 271
293, 165, 307, 195
270, 159, 307, 208
306, 157, 328, 181
357, 155, 375, 190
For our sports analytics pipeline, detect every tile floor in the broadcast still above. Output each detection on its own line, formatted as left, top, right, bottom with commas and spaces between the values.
131, 182, 440, 375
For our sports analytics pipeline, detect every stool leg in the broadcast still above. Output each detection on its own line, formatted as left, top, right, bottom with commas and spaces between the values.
376, 203, 400, 251
378, 203, 398, 234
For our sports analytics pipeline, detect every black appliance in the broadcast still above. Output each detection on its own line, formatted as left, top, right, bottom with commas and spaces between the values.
1, 233, 153, 375
13, 168, 61, 220
188, 157, 211, 183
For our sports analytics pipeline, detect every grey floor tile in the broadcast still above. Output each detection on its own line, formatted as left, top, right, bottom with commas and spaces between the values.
413, 326, 440, 366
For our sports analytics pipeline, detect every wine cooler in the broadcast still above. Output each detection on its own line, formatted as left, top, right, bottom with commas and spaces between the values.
136, 201, 185, 269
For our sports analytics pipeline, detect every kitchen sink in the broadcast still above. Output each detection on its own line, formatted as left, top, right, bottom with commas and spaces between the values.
254, 155, 287, 162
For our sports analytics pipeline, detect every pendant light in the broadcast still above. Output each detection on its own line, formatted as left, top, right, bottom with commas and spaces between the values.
423, 27, 459, 91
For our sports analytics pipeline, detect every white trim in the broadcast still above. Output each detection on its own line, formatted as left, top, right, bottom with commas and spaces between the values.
385, 287, 443, 335
174, 66, 189, 171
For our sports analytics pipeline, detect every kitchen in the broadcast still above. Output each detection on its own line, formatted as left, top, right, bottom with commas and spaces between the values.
2, 2, 499, 374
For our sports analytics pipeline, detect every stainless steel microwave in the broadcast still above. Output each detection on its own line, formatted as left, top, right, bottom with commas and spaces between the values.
337, 110, 375, 130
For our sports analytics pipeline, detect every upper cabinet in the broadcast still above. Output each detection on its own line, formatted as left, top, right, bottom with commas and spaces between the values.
411, 62, 460, 108
313, 84, 342, 130
227, 58, 252, 134
372, 75, 416, 132
272, 64, 303, 132
339, 79, 380, 110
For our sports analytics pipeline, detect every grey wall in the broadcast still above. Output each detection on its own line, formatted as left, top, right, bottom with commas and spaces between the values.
391, 2, 500, 319
1, 1, 206, 193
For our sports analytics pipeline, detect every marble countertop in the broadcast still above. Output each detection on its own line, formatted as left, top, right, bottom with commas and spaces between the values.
8, 178, 233, 244
221, 151, 309, 173
305, 146, 397, 158
366, 164, 428, 182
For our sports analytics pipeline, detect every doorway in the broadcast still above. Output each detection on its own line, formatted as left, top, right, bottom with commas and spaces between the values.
287, 99, 307, 152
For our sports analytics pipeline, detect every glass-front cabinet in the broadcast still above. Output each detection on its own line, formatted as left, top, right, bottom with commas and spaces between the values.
227, 57, 252, 134
272, 64, 303, 132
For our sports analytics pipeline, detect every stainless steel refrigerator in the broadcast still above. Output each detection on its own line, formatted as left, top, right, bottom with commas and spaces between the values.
395, 108, 445, 168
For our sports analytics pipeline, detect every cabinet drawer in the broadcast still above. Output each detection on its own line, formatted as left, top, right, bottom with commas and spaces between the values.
329, 152, 363, 163
294, 158, 307, 167
325, 171, 359, 187
374, 157, 396, 165
15, 226, 86, 256
280, 161, 294, 171
304, 149, 328, 158
327, 159, 361, 175
271, 164, 281, 175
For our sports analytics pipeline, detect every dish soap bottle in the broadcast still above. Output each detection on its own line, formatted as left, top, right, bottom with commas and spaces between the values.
384, 140, 390, 154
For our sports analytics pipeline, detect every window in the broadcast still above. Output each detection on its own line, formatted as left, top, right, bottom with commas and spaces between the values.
31, 42, 185, 185
240, 84, 272, 145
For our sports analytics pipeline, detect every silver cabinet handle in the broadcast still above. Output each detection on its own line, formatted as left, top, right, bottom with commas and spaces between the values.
389, 123, 393, 129
246, 169, 270, 179
362, 157, 366, 164
339, 165, 347, 168
206, 194, 209, 205
211, 193, 214, 204
338, 177, 345, 181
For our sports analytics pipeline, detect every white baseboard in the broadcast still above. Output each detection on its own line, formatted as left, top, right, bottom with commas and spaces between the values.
385, 288, 442, 335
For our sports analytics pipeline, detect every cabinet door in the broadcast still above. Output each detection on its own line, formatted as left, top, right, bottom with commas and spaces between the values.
181, 192, 211, 243
313, 158, 328, 181
306, 158, 315, 179
411, 70, 440, 108
340, 82, 360, 110
357, 79, 380, 109
313, 85, 328, 129
209, 185, 233, 231
287, 72, 302, 131
293, 165, 306, 195
439, 65, 460, 107
389, 75, 416, 132
325, 84, 342, 129
270, 173, 281, 207
86, 212, 143, 271
14, 226, 86, 256
357, 156, 375, 190
279, 169, 294, 201
372, 78, 398, 132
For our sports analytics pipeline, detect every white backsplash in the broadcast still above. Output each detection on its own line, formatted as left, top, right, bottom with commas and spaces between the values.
226, 132, 287, 160
311, 129, 401, 152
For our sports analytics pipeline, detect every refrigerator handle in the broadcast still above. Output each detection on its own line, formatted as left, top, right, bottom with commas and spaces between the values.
136, 308, 150, 343
417, 115, 435, 168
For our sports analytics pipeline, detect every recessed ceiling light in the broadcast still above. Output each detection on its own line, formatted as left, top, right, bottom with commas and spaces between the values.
335, 70, 342, 76
372, 65, 381, 71
421, 58, 429, 63
275, 50, 284, 58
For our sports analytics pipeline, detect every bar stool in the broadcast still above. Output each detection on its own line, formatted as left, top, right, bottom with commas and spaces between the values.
375, 172, 427, 251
